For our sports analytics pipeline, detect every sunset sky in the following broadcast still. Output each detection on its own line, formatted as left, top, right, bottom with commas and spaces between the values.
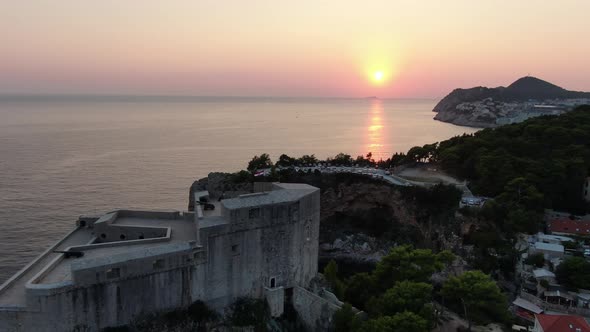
1, 1, 589, 98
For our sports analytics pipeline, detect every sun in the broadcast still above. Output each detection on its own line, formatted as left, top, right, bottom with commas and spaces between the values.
373, 71, 384, 82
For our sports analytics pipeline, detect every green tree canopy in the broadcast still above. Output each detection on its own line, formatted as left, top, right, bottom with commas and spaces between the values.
360, 311, 429, 332
330, 153, 353, 166
431, 106, 590, 214
524, 252, 545, 268
247, 153, 273, 172
297, 154, 318, 166
370, 281, 433, 325
555, 257, 590, 290
332, 303, 361, 332
275, 154, 296, 167
441, 270, 508, 328
373, 245, 454, 290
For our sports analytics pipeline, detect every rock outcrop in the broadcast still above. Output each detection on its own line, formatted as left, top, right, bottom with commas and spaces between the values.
189, 173, 468, 266
188, 172, 253, 211
433, 76, 590, 127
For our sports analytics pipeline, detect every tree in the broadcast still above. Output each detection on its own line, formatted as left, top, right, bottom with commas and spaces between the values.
407, 146, 427, 163
332, 303, 361, 332
229, 298, 269, 331
247, 153, 273, 172
372, 281, 433, 324
389, 152, 407, 167
524, 252, 545, 268
562, 241, 579, 250
323, 260, 345, 298
490, 177, 545, 234
276, 154, 296, 167
432, 106, 590, 214
323, 260, 339, 286
298, 154, 318, 166
555, 257, 590, 290
331, 153, 353, 166
372, 245, 454, 290
359, 311, 429, 332
441, 270, 508, 330
344, 272, 376, 310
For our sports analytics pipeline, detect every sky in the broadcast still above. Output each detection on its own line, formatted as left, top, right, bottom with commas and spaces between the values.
1, 1, 589, 98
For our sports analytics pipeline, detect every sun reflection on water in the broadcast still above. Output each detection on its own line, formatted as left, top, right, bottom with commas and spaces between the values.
364, 99, 389, 160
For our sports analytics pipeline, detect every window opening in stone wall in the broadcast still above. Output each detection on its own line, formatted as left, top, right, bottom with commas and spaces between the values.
100, 233, 106, 239
106, 267, 120, 279
120, 234, 126, 240
231, 244, 239, 253
249, 208, 260, 219
270, 277, 276, 288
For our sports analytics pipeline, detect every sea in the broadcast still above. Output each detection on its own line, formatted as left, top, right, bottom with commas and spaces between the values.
0, 97, 479, 282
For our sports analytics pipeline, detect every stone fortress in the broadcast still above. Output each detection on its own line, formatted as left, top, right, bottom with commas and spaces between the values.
0, 181, 326, 331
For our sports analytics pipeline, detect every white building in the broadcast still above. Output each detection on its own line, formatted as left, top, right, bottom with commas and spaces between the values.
530, 242, 564, 260
536, 233, 574, 245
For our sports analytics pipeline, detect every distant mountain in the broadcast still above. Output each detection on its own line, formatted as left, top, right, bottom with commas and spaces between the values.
433, 77, 590, 127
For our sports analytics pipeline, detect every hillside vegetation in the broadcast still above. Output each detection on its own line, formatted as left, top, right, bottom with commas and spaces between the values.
435, 105, 590, 213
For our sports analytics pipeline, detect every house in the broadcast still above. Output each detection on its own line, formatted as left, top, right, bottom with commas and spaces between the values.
537, 233, 574, 245
513, 297, 543, 321
533, 268, 556, 281
542, 290, 575, 306
530, 242, 565, 260
549, 219, 590, 236
533, 269, 555, 284
533, 313, 590, 332
576, 293, 590, 309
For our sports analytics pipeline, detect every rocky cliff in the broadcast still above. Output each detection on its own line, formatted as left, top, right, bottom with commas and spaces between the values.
189, 172, 470, 266
433, 76, 590, 127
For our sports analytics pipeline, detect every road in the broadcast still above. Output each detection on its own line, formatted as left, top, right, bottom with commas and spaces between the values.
260, 166, 478, 200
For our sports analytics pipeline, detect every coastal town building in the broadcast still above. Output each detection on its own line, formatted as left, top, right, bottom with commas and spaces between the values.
536, 233, 574, 245
533, 313, 590, 332
0, 182, 322, 332
513, 297, 544, 321
530, 242, 565, 260
549, 218, 590, 236
545, 210, 590, 236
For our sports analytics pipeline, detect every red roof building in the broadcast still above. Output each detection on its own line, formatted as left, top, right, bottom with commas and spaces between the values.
533, 313, 590, 332
548, 218, 590, 236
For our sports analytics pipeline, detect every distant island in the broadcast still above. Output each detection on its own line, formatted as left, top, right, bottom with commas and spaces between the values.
433, 76, 590, 127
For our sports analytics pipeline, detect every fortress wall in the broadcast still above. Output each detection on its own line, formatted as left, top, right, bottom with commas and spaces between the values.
4, 185, 320, 331
0, 309, 26, 332
19, 266, 194, 332
293, 286, 341, 332
94, 224, 168, 243
117, 210, 182, 220
196, 191, 320, 310
264, 286, 285, 317
0, 227, 81, 296
71, 245, 193, 286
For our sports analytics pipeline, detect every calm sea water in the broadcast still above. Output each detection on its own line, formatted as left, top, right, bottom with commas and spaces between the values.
0, 97, 478, 282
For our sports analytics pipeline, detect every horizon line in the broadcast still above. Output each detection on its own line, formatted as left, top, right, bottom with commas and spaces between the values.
0, 94, 441, 101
